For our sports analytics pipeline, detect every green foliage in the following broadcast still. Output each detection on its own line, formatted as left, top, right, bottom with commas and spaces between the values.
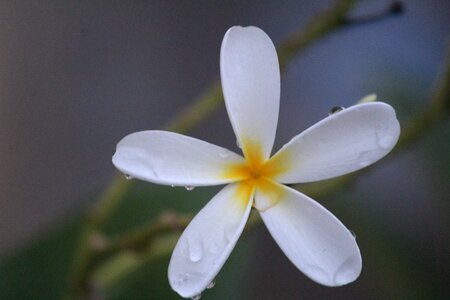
0, 219, 80, 299
0, 183, 253, 300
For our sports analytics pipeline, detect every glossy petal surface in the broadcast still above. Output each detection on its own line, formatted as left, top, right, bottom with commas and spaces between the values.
113, 130, 244, 186
259, 183, 362, 286
220, 26, 280, 160
168, 183, 253, 298
271, 103, 400, 183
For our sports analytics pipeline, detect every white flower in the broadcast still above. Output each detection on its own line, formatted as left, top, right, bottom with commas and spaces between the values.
112, 26, 400, 298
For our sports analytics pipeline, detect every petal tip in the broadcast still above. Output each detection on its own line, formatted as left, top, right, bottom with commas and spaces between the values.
221, 25, 273, 53
332, 252, 362, 286
168, 270, 202, 299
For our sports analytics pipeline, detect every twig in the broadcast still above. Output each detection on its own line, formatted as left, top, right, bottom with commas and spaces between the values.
277, 0, 356, 71
342, 1, 404, 26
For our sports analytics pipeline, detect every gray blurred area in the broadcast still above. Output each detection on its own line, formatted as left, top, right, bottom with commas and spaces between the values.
0, 0, 449, 298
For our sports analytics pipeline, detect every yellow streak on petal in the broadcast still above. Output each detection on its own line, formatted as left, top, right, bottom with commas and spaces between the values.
221, 137, 291, 209
241, 137, 265, 171
221, 137, 265, 181
234, 180, 256, 209
262, 148, 292, 179
253, 178, 286, 211
222, 162, 251, 181
222, 137, 292, 182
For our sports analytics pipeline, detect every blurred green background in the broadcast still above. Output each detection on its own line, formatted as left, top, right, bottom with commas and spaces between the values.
0, 1, 449, 299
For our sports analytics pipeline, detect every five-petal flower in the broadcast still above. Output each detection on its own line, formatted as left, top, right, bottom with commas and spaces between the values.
112, 26, 400, 298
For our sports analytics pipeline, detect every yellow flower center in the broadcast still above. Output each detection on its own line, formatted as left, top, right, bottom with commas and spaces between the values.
223, 138, 290, 209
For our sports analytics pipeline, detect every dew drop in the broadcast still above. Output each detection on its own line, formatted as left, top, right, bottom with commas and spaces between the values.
174, 272, 190, 286
192, 294, 201, 300
187, 232, 203, 262
185, 186, 195, 191
375, 127, 393, 150
206, 280, 216, 289
357, 151, 373, 167
124, 174, 133, 180
218, 151, 230, 159
207, 237, 224, 254
328, 106, 344, 115
224, 224, 236, 242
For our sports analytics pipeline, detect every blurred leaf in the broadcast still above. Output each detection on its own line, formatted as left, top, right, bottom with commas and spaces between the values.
327, 190, 449, 300
0, 182, 254, 299
102, 182, 219, 235
92, 232, 255, 300
0, 219, 80, 299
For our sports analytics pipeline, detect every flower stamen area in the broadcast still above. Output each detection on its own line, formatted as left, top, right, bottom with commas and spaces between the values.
223, 139, 290, 210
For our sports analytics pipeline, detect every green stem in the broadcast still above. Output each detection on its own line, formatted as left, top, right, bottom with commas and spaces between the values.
277, 0, 356, 71
69, 173, 132, 296
165, 83, 223, 134
393, 45, 450, 152
102, 212, 193, 256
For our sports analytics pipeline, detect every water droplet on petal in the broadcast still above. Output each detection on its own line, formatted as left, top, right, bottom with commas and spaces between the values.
218, 151, 230, 159
206, 280, 216, 289
224, 224, 236, 242
236, 139, 242, 149
375, 127, 393, 150
191, 294, 201, 300
377, 136, 392, 150
207, 235, 225, 254
185, 186, 195, 191
357, 151, 373, 167
173, 272, 190, 286
329, 106, 344, 115
124, 174, 133, 180
187, 232, 203, 262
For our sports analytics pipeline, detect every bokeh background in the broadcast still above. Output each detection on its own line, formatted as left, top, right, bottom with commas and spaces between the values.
0, 1, 449, 299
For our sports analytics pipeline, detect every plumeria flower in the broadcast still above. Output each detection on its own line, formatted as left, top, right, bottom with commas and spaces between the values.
112, 26, 400, 298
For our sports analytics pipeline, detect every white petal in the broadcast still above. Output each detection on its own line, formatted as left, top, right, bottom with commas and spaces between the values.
220, 26, 280, 160
168, 183, 253, 298
270, 102, 400, 183
259, 183, 361, 286
112, 130, 244, 186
